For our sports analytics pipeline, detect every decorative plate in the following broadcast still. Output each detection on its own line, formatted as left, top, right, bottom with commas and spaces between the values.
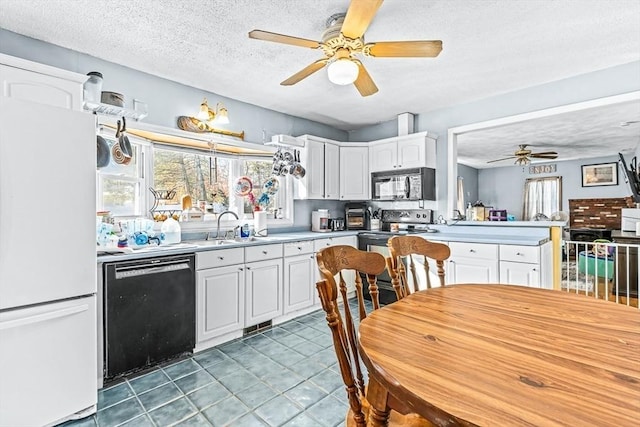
234, 176, 253, 196
263, 177, 279, 195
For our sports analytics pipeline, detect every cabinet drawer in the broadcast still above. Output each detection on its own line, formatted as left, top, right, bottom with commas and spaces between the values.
245, 243, 283, 262
449, 242, 498, 260
197, 248, 244, 270
314, 237, 353, 252
284, 240, 314, 256
500, 244, 539, 264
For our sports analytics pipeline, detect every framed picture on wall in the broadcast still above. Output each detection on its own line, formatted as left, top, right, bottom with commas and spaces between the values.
581, 162, 618, 187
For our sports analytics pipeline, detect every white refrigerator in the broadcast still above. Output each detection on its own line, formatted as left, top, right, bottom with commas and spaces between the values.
0, 95, 97, 426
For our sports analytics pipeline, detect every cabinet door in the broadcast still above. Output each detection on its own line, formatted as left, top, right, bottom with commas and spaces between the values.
500, 261, 540, 287
324, 143, 340, 199
284, 254, 316, 314
448, 257, 498, 284
397, 137, 427, 170
245, 259, 282, 326
196, 265, 245, 343
303, 139, 325, 199
369, 140, 397, 172
0, 64, 83, 111
340, 146, 369, 200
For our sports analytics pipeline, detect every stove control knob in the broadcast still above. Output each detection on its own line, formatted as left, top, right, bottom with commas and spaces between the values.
416, 214, 420, 219
422, 214, 427, 218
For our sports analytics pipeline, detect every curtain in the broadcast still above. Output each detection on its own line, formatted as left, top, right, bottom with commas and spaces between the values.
523, 177, 562, 220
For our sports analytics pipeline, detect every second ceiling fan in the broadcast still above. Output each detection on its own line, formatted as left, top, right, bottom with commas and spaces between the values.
487, 144, 559, 165
248, 0, 442, 97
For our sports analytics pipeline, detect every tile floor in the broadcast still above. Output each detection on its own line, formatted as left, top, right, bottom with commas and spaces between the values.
60, 299, 371, 427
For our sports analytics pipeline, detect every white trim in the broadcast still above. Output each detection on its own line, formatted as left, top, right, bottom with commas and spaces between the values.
446, 91, 640, 218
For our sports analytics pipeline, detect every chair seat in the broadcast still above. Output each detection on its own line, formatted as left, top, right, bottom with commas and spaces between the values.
346, 395, 436, 427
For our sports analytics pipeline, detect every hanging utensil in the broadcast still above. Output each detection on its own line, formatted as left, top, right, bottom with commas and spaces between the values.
119, 117, 133, 159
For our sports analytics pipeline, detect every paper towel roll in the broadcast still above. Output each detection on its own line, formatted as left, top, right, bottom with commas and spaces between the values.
635, 221, 640, 235
254, 211, 267, 237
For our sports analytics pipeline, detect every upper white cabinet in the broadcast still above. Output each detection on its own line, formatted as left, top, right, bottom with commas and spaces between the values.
369, 132, 437, 172
296, 136, 340, 200
0, 54, 86, 111
339, 145, 369, 200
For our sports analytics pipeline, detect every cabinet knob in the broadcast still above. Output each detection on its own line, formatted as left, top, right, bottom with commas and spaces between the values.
327, 194, 331, 197
393, 165, 397, 168
246, 266, 251, 270
238, 267, 243, 271
469, 249, 476, 253
262, 250, 267, 255
218, 256, 224, 260
398, 164, 402, 168
516, 252, 523, 256
532, 268, 537, 271
297, 246, 302, 250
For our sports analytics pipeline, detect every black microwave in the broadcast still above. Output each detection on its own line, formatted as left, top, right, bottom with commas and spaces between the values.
371, 167, 435, 201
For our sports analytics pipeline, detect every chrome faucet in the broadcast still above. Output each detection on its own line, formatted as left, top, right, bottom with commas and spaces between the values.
207, 210, 239, 240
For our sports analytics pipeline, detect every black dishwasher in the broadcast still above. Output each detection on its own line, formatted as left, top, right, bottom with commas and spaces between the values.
104, 254, 195, 380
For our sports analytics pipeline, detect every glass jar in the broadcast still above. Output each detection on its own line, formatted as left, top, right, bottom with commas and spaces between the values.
83, 71, 103, 105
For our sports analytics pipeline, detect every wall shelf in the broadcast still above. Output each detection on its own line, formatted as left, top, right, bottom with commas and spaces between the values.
84, 101, 147, 121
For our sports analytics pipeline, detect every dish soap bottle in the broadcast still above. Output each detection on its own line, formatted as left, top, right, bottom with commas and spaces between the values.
240, 215, 251, 239
465, 202, 473, 221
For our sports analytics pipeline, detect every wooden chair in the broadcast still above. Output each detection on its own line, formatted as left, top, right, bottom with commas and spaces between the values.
386, 236, 451, 300
316, 245, 433, 427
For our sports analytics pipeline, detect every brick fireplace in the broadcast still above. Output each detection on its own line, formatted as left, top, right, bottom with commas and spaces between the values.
568, 197, 634, 229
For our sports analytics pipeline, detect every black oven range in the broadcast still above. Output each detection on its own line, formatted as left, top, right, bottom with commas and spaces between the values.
358, 209, 435, 304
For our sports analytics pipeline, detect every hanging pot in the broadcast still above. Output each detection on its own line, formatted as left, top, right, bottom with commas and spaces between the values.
97, 135, 110, 168
119, 117, 133, 159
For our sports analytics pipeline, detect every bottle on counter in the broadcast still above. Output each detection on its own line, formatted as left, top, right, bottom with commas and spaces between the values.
465, 202, 473, 221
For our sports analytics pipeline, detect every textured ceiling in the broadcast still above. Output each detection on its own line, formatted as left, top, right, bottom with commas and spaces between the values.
458, 99, 640, 169
1, 0, 639, 134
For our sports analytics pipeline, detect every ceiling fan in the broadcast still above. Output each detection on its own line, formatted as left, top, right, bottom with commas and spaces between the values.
487, 144, 559, 165
248, 0, 442, 97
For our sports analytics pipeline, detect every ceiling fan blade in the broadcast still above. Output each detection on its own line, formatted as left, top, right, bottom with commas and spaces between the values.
366, 40, 443, 57
353, 60, 378, 97
341, 0, 384, 39
531, 154, 559, 159
487, 156, 517, 163
530, 151, 558, 156
280, 59, 328, 86
249, 30, 320, 49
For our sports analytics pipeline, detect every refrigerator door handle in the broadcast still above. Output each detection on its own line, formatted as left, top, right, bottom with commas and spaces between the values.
0, 303, 89, 330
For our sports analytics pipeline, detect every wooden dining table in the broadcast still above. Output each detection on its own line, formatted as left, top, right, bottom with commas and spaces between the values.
358, 284, 640, 427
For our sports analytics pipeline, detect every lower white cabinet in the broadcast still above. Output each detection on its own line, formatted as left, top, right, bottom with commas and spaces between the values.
283, 254, 316, 314
499, 242, 552, 289
196, 264, 245, 342
447, 242, 499, 284
245, 259, 283, 326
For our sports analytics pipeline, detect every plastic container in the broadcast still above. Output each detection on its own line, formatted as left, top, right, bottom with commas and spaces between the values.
240, 215, 251, 238
161, 217, 181, 244
83, 71, 103, 105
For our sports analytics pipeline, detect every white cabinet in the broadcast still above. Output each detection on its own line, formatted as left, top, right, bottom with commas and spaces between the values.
0, 55, 85, 111
296, 136, 340, 200
448, 242, 499, 284
283, 241, 316, 314
499, 242, 552, 289
196, 244, 285, 345
369, 132, 437, 172
196, 263, 245, 342
245, 244, 283, 326
340, 145, 369, 200
245, 259, 282, 326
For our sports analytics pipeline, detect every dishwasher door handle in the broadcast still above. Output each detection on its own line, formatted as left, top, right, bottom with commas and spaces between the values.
115, 259, 192, 279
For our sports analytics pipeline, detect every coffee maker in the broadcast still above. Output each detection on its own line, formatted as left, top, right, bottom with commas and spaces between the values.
345, 203, 369, 230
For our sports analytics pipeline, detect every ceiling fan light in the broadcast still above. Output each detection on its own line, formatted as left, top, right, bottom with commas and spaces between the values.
327, 58, 359, 85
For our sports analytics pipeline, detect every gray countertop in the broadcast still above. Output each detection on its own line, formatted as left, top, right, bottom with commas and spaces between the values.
97, 226, 552, 263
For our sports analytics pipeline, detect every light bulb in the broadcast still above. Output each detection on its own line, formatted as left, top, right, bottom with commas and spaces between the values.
196, 99, 210, 121
327, 58, 359, 85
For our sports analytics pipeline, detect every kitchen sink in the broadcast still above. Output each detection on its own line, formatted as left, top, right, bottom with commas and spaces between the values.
193, 236, 273, 246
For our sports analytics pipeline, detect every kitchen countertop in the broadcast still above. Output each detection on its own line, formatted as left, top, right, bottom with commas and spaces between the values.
97, 223, 556, 263
97, 231, 360, 262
